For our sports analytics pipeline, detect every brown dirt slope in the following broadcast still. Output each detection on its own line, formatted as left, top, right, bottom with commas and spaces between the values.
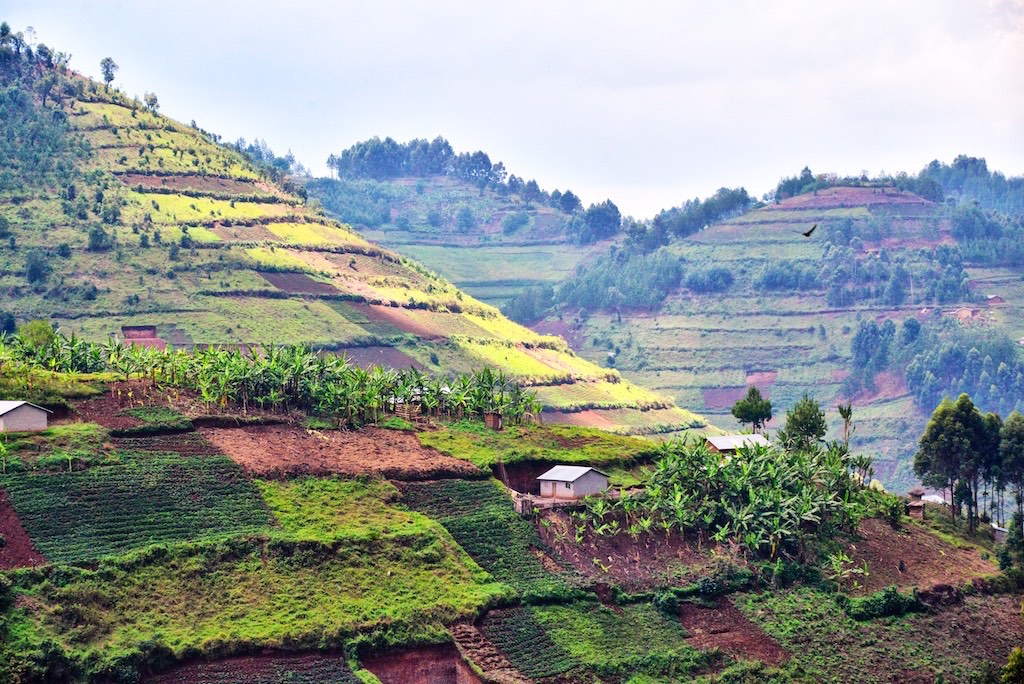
680, 597, 787, 666
364, 642, 484, 684
200, 424, 483, 479
0, 490, 47, 569
847, 518, 998, 593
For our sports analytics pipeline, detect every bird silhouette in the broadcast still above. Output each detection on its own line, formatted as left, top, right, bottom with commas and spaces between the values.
802, 223, 817, 238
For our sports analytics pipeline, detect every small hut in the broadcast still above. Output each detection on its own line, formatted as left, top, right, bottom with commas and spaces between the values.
907, 486, 926, 520
536, 466, 609, 500
705, 434, 770, 456
0, 401, 51, 432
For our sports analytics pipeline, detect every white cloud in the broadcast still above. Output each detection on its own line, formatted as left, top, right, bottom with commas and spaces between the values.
4, 0, 1022, 215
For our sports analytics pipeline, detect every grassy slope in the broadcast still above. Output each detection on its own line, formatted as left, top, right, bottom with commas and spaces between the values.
307, 175, 609, 307
0, 71, 711, 437
562, 187, 984, 491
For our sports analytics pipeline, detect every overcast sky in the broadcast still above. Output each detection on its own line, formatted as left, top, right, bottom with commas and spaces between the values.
5, 1, 1023, 217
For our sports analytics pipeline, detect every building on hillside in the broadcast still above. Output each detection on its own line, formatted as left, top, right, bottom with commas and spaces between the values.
705, 434, 770, 456
907, 486, 926, 520
948, 307, 980, 322
1018, 337, 1024, 347
120, 325, 166, 350
0, 401, 51, 432
986, 295, 1005, 305
537, 466, 610, 500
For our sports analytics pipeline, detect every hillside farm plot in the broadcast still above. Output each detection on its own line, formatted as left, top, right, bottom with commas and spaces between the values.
679, 597, 787, 667
0, 451, 272, 564
4, 533, 508, 680
399, 479, 582, 598
844, 518, 997, 593
260, 271, 341, 295
336, 345, 424, 370
478, 607, 579, 679
146, 653, 362, 684
416, 420, 658, 469
201, 424, 484, 479
533, 380, 671, 412
117, 173, 277, 198
532, 600, 711, 677
736, 589, 1024, 683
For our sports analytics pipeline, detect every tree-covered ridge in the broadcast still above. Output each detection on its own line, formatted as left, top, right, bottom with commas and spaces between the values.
920, 155, 1024, 218
320, 136, 624, 245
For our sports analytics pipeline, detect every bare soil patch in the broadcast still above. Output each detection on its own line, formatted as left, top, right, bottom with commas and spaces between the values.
260, 272, 340, 295
200, 424, 483, 480
745, 371, 778, 386
363, 643, 483, 684
210, 224, 280, 242
450, 623, 528, 684
543, 409, 618, 430
680, 597, 787, 666
845, 518, 998, 594
360, 304, 445, 339
119, 173, 273, 196
338, 345, 424, 370
0, 490, 47, 569
702, 386, 749, 410
912, 594, 1024, 674
850, 371, 908, 404
537, 511, 728, 591
774, 186, 933, 210
145, 651, 358, 683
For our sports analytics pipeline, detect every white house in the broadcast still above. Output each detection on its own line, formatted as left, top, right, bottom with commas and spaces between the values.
0, 401, 51, 432
705, 434, 770, 455
537, 465, 610, 500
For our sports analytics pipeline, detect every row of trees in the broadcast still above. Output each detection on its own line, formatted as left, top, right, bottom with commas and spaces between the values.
918, 155, 1024, 218
915, 394, 1024, 532
0, 331, 541, 425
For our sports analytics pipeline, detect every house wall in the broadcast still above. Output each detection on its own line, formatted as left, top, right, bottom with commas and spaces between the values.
0, 405, 48, 432
573, 471, 609, 497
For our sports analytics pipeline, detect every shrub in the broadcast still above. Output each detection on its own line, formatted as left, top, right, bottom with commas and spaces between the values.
837, 585, 924, 620
24, 249, 52, 285
685, 265, 734, 293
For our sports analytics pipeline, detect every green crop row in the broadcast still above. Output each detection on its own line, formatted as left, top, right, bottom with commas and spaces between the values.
399, 479, 583, 601
479, 606, 579, 678
0, 450, 273, 563
149, 654, 363, 684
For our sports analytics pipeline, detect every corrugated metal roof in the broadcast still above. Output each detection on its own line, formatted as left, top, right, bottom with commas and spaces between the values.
0, 401, 52, 416
537, 465, 609, 482
706, 434, 770, 451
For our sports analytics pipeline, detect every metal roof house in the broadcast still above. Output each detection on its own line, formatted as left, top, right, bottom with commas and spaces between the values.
0, 401, 52, 433
537, 466, 610, 500
705, 434, 770, 455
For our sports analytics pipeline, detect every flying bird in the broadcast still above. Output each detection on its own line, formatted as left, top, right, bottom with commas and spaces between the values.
802, 223, 817, 238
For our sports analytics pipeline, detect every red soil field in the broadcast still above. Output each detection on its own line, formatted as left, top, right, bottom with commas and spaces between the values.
745, 371, 777, 386
849, 371, 909, 404
338, 345, 424, 370
542, 409, 618, 431
200, 424, 483, 480
210, 224, 280, 242
119, 173, 271, 196
702, 387, 749, 411
260, 272, 340, 295
145, 651, 355, 683
358, 304, 446, 339
773, 186, 933, 210
362, 643, 482, 684
0, 490, 47, 569
845, 518, 998, 594
680, 597, 787, 666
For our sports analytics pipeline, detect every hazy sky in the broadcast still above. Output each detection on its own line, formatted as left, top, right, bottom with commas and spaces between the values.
5, 1, 1023, 217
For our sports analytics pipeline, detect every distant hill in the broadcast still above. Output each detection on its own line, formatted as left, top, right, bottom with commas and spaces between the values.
0, 36, 708, 437
536, 182, 1024, 491
307, 137, 625, 308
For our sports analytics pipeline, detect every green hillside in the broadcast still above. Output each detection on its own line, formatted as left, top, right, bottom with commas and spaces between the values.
545, 183, 1024, 491
0, 42, 707, 438
307, 138, 616, 309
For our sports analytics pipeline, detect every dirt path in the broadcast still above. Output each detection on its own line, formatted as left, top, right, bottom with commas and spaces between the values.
846, 518, 998, 593
0, 490, 47, 569
200, 424, 483, 480
680, 597, 788, 666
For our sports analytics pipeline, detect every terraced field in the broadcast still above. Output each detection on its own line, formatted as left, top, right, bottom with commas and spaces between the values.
565, 187, 963, 490
0, 71, 710, 437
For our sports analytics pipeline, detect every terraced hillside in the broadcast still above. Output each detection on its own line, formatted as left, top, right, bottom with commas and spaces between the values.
554, 186, 1019, 490
307, 173, 610, 308
0, 58, 707, 437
